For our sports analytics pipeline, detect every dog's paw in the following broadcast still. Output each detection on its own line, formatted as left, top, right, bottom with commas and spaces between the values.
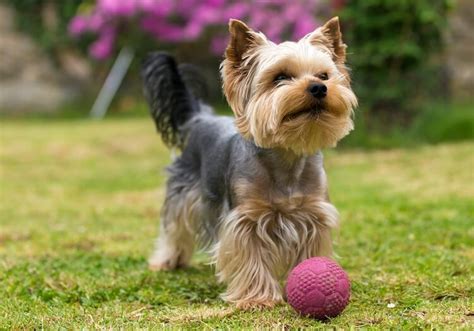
148, 259, 176, 271
148, 252, 179, 271
148, 250, 190, 271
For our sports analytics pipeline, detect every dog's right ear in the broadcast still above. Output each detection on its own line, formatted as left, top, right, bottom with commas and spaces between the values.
226, 19, 266, 64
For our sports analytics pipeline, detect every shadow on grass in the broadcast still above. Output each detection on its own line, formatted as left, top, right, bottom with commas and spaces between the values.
2, 253, 223, 308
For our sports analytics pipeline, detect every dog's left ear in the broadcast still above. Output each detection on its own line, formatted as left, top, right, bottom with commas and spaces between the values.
308, 17, 347, 64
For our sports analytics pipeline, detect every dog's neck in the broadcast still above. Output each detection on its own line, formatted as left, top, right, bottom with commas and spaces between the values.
256, 146, 312, 189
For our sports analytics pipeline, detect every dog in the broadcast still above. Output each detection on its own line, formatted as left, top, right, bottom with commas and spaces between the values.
141, 17, 357, 309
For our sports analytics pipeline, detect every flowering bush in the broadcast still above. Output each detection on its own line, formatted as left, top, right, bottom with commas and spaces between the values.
69, 0, 330, 60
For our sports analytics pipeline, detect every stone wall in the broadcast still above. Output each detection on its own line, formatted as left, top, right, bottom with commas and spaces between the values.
0, 4, 80, 113
446, 0, 474, 100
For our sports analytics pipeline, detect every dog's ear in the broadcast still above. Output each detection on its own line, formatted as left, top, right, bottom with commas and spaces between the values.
226, 19, 266, 65
308, 17, 346, 64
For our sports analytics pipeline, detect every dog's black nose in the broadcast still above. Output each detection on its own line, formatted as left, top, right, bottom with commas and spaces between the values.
308, 83, 327, 99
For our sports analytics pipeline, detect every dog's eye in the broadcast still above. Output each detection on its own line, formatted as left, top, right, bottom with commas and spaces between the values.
318, 73, 329, 80
274, 74, 290, 83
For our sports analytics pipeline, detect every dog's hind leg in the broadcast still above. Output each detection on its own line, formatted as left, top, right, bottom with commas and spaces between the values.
149, 179, 201, 271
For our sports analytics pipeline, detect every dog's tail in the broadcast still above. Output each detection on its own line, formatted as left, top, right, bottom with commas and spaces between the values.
141, 52, 207, 149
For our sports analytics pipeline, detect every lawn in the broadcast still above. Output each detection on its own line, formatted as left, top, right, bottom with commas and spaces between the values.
0, 117, 473, 329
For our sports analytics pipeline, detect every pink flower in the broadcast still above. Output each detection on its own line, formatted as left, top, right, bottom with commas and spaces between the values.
211, 35, 228, 54
206, 0, 225, 6
293, 16, 318, 39
264, 23, 283, 43
68, 16, 88, 37
154, 22, 185, 42
89, 28, 116, 60
98, 0, 137, 17
193, 6, 222, 24
139, 0, 174, 16
69, 0, 330, 60
223, 3, 249, 20
88, 12, 106, 32
183, 19, 204, 40
90, 40, 113, 60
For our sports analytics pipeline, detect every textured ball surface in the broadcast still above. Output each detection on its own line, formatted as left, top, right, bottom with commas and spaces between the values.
286, 257, 350, 319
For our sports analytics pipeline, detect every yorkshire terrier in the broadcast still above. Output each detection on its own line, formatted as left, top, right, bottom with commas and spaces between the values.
141, 17, 357, 308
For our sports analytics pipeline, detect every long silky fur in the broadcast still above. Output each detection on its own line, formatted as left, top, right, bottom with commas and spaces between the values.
145, 17, 357, 309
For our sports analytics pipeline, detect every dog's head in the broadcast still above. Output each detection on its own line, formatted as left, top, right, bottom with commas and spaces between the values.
221, 17, 357, 155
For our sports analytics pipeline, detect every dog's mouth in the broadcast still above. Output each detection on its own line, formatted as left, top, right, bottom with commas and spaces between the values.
282, 107, 324, 123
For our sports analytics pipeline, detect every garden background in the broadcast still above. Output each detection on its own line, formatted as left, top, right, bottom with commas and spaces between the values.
0, 0, 473, 328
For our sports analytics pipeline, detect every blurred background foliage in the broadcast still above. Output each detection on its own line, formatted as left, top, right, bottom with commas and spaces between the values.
341, 0, 452, 124
7, 0, 85, 56
2, 0, 473, 148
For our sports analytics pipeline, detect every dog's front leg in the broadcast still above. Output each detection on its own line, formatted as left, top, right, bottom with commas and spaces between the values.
213, 209, 283, 309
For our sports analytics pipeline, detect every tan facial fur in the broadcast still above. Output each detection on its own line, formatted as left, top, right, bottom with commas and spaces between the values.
221, 17, 358, 155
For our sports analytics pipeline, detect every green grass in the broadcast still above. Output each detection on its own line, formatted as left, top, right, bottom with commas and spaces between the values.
1, 118, 473, 329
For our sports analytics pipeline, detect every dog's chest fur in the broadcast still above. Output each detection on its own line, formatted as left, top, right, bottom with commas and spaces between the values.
220, 150, 339, 275
232, 150, 329, 218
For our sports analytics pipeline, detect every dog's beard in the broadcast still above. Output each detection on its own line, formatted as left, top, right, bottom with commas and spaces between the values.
241, 77, 356, 155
